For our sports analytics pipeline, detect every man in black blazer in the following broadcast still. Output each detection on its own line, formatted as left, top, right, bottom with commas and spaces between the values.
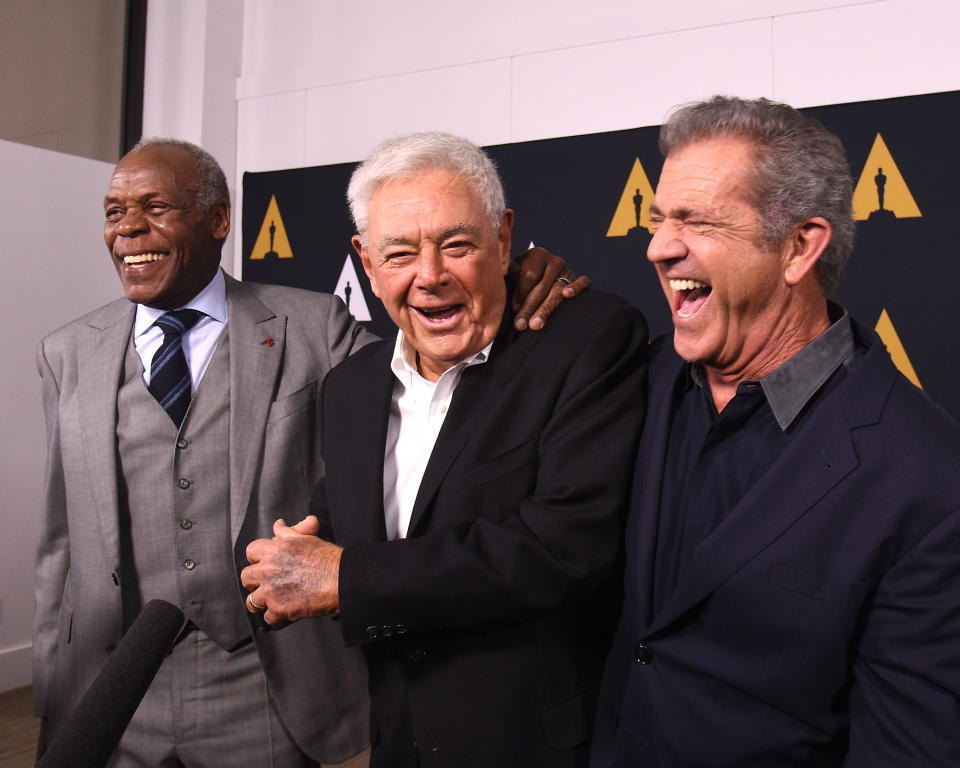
590, 96, 960, 766
243, 132, 648, 768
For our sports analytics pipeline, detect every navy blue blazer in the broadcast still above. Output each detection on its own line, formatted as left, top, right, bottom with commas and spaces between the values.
312, 290, 648, 768
592, 319, 960, 767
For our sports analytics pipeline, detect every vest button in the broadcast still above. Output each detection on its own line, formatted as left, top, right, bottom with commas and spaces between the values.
183, 559, 197, 570
180, 519, 193, 530
634, 641, 653, 664
177, 438, 188, 449
178, 478, 190, 489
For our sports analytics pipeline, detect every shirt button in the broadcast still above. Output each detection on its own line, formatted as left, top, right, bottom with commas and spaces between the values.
180, 519, 193, 530
634, 641, 653, 664
177, 438, 188, 449
183, 559, 197, 570
438, 404, 447, 414
178, 478, 190, 489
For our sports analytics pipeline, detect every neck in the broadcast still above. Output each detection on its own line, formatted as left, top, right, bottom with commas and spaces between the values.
705, 296, 830, 412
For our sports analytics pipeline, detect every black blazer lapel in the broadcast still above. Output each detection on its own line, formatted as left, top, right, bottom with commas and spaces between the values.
407, 305, 519, 536
629, 340, 684, 630
330, 342, 395, 545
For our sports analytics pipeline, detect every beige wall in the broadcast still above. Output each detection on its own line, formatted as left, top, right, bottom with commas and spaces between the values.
0, 0, 127, 163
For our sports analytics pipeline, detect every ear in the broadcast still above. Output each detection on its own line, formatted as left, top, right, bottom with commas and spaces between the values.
210, 201, 231, 242
353, 235, 381, 298
783, 216, 831, 287
498, 210, 514, 275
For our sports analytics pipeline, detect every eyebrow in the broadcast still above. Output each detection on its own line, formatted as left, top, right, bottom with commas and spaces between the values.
648, 204, 701, 221
375, 221, 482, 251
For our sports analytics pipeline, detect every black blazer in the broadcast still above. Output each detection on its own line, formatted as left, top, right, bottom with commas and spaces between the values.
312, 289, 649, 768
591, 321, 960, 767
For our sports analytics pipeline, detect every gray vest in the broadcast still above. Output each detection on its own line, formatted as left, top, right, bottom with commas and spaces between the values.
116, 328, 250, 650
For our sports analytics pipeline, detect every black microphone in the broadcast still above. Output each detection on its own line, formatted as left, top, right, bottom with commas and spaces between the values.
38, 599, 186, 768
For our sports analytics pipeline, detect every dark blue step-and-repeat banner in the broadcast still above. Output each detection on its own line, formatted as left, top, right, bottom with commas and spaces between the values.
242, 90, 960, 421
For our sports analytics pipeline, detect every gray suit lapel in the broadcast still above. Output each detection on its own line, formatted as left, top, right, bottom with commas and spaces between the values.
225, 276, 287, 542
78, 300, 136, 564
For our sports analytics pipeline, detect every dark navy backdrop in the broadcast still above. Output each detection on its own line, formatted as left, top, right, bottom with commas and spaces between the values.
243, 90, 960, 420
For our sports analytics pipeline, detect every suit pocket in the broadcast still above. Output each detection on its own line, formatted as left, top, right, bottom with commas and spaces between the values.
446, 435, 539, 493
539, 684, 600, 750
769, 562, 870, 606
266, 380, 318, 424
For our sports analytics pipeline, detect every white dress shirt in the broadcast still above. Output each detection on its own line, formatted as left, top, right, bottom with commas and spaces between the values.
383, 330, 493, 540
133, 269, 228, 389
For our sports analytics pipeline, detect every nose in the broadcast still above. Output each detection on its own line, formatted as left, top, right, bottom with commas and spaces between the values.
114, 206, 148, 237
415, 246, 448, 289
647, 221, 687, 265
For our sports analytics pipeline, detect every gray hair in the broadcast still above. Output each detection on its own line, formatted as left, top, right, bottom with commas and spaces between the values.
347, 132, 505, 247
659, 96, 854, 296
131, 137, 230, 212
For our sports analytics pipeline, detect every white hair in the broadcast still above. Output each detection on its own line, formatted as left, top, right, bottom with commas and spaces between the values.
347, 132, 505, 247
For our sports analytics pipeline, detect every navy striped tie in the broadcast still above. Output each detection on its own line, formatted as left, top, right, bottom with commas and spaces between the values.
148, 309, 203, 427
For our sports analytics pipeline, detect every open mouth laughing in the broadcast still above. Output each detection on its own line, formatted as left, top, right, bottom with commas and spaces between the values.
413, 304, 464, 324
669, 278, 711, 319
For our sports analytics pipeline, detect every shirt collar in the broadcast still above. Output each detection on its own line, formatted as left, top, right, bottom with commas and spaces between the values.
760, 303, 854, 429
687, 302, 855, 430
389, 329, 493, 388
133, 269, 228, 337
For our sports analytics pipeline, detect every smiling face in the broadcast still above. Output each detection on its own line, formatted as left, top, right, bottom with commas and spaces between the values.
354, 170, 512, 382
647, 136, 801, 381
104, 144, 229, 309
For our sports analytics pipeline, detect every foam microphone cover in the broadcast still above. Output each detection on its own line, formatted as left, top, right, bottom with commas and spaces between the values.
38, 599, 185, 768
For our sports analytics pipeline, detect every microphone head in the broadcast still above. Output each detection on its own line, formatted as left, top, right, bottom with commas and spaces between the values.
38, 599, 185, 768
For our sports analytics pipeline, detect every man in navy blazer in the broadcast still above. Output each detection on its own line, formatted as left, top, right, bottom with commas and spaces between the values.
591, 96, 960, 766
243, 132, 648, 767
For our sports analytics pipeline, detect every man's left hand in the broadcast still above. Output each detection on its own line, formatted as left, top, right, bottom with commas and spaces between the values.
241, 516, 342, 625
511, 246, 590, 331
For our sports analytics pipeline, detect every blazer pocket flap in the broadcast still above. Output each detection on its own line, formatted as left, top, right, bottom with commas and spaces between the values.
769, 562, 870, 605
538, 684, 599, 750
267, 380, 318, 424
448, 435, 539, 492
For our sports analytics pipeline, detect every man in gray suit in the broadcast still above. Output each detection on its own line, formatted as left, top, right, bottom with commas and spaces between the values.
34, 138, 577, 766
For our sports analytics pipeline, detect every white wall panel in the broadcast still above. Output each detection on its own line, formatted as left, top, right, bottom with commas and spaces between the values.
0, 141, 117, 692
237, 0, 877, 98
142, 0, 208, 143
303, 60, 512, 166
237, 90, 308, 171
511, 19, 774, 142
774, 0, 960, 107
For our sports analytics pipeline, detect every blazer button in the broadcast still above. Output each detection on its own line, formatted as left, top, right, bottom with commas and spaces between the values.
177, 438, 188, 449
180, 519, 194, 530
366, 626, 381, 640
178, 478, 190, 489
183, 559, 197, 571
634, 641, 653, 664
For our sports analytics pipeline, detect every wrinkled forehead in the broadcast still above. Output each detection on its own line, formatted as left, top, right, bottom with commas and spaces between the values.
655, 137, 756, 210
369, 171, 486, 228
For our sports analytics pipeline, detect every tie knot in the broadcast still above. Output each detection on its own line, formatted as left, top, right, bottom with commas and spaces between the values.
155, 309, 203, 340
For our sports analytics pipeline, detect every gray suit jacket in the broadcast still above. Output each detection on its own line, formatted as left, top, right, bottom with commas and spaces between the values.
34, 272, 374, 763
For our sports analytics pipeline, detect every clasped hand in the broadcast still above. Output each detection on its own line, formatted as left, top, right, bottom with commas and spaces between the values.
241, 515, 342, 625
